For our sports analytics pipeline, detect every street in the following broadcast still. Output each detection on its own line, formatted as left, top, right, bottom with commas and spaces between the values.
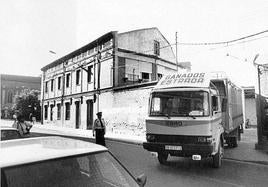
107, 140, 268, 187
29, 131, 268, 187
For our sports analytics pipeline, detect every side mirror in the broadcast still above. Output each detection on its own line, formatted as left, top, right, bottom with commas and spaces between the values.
137, 174, 147, 187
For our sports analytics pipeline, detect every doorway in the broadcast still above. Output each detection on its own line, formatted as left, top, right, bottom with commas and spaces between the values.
75, 101, 80, 129
86, 100, 93, 129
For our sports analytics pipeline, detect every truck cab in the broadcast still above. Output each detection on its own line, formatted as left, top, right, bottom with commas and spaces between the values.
143, 72, 225, 168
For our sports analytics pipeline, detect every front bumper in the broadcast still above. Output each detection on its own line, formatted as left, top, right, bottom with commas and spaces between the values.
143, 142, 213, 157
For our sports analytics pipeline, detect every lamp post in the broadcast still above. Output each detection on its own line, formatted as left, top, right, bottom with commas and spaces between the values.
253, 54, 261, 95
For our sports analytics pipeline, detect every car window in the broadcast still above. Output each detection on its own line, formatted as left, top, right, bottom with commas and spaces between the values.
1, 130, 21, 141
2, 152, 139, 187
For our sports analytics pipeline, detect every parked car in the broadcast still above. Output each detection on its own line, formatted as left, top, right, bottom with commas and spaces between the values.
0, 136, 147, 187
0, 126, 22, 141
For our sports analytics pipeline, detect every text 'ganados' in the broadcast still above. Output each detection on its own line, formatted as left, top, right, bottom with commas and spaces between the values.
160, 73, 205, 86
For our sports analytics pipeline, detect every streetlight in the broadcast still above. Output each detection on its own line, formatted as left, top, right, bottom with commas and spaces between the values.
253, 54, 261, 95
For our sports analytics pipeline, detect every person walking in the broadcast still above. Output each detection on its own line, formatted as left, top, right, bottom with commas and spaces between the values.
12, 114, 32, 136
92, 112, 106, 146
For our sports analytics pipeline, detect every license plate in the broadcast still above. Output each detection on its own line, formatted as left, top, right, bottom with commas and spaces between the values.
165, 145, 182, 150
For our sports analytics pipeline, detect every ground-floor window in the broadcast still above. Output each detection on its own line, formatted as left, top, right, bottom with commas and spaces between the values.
65, 102, 71, 120
50, 105, 54, 121
44, 105, 48, 120
57, 104, 61, 120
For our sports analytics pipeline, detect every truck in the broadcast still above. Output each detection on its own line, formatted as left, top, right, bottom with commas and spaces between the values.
143, 72, 243, 168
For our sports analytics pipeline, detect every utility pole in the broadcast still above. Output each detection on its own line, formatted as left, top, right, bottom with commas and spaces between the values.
253, 54, 261, 95
257, 65, 261, 95
175, 32, 178, 72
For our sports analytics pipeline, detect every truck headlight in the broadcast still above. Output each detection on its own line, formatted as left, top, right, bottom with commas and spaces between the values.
146, 134, 156, 142
197, 136, 212, 143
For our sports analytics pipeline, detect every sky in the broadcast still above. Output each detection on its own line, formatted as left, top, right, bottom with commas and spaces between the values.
1, 0, 268, 88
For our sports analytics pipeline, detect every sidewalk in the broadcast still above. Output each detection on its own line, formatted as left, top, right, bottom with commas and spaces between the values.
1, 119, 268, 165
224, 128, 268, 165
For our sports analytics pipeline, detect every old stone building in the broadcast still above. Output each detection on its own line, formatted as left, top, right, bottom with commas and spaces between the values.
0, 74, 41, 118
41, 27, 187, 129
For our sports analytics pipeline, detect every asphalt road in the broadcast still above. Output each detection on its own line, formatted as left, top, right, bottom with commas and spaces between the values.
30, 132, 268, 187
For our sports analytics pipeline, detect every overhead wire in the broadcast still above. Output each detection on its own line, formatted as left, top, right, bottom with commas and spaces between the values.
49, 29, 268, 76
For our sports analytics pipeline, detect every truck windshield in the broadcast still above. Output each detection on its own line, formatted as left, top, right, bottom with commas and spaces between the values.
150, 91, 209, 117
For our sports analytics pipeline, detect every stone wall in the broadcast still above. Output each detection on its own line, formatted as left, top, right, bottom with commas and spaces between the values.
245, 98, 257, 127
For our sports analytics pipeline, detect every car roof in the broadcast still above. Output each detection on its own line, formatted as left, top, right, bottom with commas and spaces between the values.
0, 136, 107, 168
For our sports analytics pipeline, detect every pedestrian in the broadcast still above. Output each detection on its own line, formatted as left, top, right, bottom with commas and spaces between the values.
29, 112, 36, 124
12, 114, 32, 136
92, 112, 106, 146
29, 113, 33, 122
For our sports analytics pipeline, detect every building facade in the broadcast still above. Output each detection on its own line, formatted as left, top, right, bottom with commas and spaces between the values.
0, 74, 41, 118
41, 28, 186, 129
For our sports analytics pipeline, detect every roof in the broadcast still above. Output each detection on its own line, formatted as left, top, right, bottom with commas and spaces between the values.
41, 31, 115, 71
118, 27, 172, 48
0, 136, 107, 168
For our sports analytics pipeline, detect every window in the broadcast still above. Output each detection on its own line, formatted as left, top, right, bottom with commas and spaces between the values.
58, 77, 61, 90
66, 73, 70, 88
150, 91, 209, 117
212, 96, 218, 112
87, 66, 93, 83
45, 82, 48, 93
50, 105, 54, 121
57, 104, 61, 120
157, 73, 163, 80
51, 79, 54, 92
65, 103, 70, 120
76, 70, 81, 85
154, 40, 160, 56
44, 105, 48, 120
1, 152, 139, 187
141, 72, 150, 81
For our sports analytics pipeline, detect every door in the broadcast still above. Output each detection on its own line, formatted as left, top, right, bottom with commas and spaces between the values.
86, 100, 93, 129
75, 101, 80, 129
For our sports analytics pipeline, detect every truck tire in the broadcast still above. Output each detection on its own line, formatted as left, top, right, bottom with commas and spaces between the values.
212, 140, 223, 168
158, 152, 168, 165
232, 137, 238, 148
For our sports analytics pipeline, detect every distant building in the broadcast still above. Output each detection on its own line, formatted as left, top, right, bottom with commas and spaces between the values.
0, 74, 41, 118
260, 64, 268, 97
242, 86, 257, 127
41, 27, 188, 129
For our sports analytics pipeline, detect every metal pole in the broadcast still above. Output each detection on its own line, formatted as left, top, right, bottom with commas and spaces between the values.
257, 65, 261, 95
175, 32, 178, 72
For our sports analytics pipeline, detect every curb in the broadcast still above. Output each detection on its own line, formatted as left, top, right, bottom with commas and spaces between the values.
223, 157, 268, 166
106, 137, 144, 146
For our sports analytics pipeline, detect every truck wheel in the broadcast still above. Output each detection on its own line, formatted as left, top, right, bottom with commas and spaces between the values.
158, 152, 168, 165
212, 140, 223, 168
232, 137, 238, 148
